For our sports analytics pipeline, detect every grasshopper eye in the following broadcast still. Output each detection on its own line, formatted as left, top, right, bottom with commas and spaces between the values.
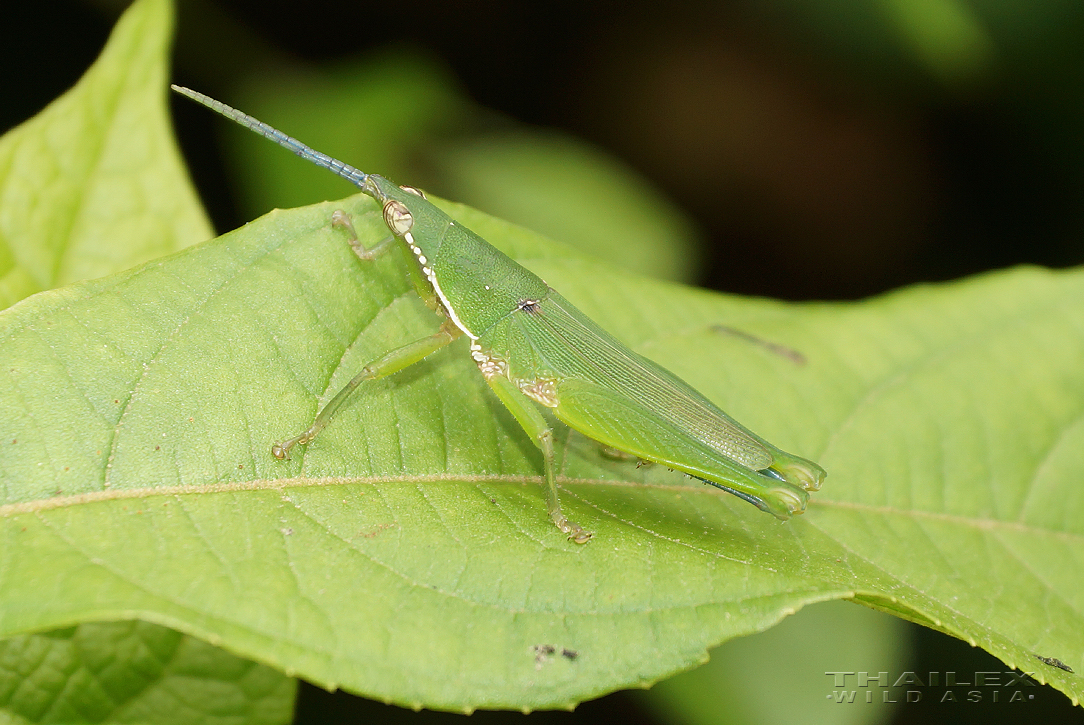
383, 199, 414, 235
400, 185, 427, 199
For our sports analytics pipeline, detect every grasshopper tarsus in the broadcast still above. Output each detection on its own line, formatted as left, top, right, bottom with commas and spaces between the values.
569, 530, 593, 544
330, 209, 353, 234
555, 516, 593, 545
271, 432, 310, 460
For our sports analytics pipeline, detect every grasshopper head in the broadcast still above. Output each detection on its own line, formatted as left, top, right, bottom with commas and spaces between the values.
364, 175, 450, 260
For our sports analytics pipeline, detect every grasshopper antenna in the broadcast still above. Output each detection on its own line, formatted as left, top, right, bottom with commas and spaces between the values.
171, 85, 369, 188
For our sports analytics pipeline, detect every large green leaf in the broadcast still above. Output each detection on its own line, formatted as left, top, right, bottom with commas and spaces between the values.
0, 0, 210, 309
1, 184, 1082, 710
3, 0, 1081, 716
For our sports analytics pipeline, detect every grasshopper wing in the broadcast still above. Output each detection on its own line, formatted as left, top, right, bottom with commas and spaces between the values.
491, 291, 823, 518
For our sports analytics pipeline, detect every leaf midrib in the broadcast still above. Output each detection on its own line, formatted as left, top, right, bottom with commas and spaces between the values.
4, 475, 1079, 543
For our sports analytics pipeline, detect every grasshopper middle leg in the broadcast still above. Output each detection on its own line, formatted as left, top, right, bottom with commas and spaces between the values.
273, 321, 462, 459
484, 374, 593, 544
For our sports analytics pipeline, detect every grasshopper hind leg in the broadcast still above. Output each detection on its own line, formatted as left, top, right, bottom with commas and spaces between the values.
692, 467, 809, 519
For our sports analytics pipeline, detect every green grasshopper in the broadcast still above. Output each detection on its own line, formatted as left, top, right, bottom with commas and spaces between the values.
172, 85, 825, 543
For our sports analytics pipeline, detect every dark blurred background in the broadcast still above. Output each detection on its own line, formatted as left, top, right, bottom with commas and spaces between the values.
4, 1, 1083, 723
6, 0, 1084, 303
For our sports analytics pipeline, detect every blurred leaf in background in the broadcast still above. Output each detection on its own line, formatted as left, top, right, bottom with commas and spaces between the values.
0, 0, 210, 308
213, 56, 703, 283
0, 622, 294, 724
639, 600, 908, 725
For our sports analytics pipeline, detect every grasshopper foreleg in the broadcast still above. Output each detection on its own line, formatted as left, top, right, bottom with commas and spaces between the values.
331, 209, 397, 261
334, 209, 443, 314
